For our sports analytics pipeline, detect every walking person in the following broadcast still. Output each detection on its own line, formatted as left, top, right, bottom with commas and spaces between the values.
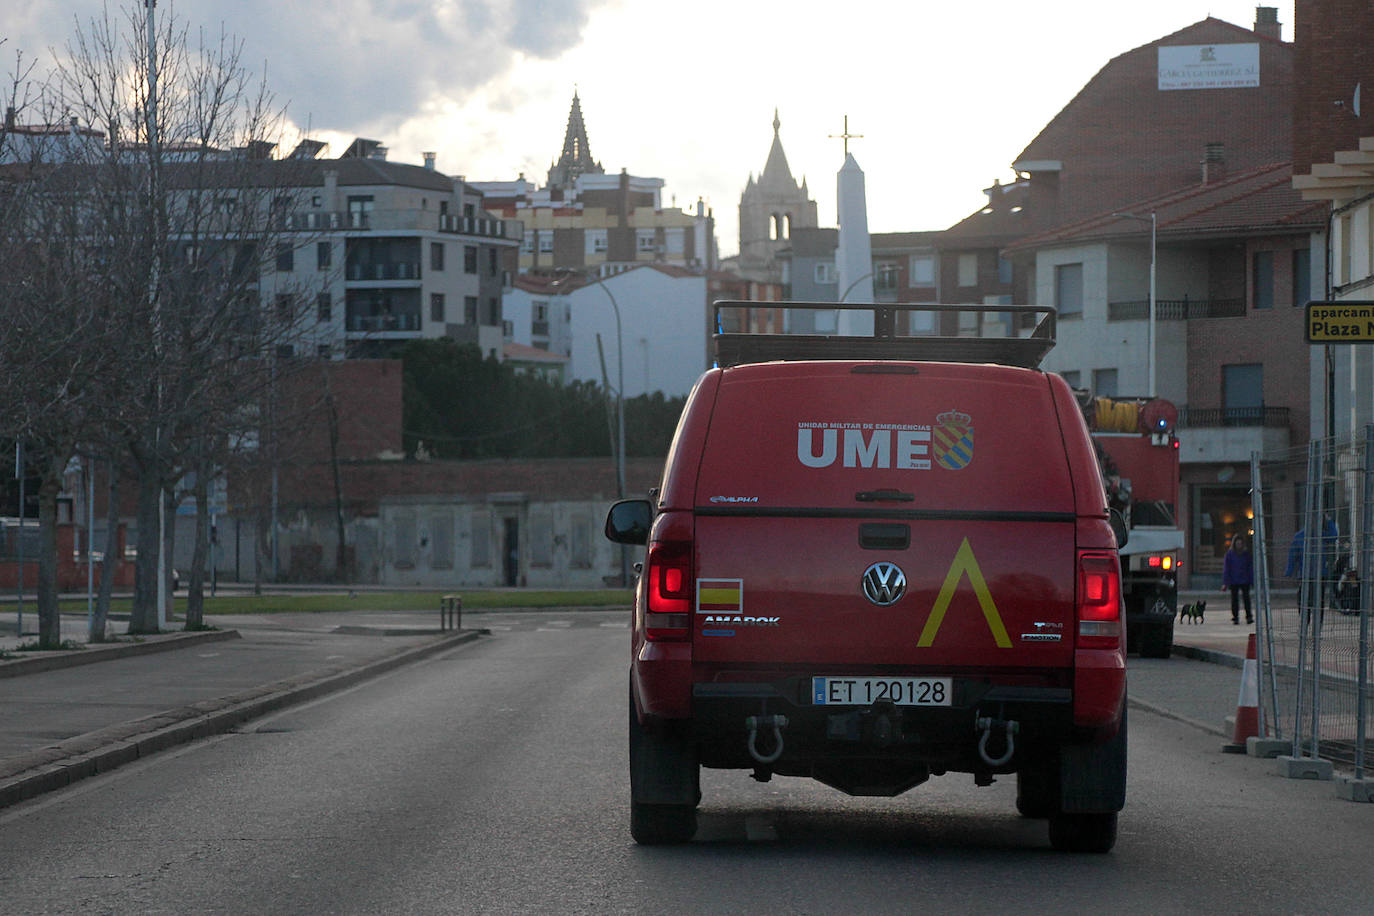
1223, 534, 1254, 625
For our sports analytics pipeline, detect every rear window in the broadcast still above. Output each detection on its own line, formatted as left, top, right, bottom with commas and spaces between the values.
696, 361, 1076, 514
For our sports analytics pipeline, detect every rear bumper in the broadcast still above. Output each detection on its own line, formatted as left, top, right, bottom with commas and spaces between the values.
687, 676, 1077, 774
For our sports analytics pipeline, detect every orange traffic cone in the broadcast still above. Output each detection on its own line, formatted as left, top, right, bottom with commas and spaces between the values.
1222, 632, 1260, 754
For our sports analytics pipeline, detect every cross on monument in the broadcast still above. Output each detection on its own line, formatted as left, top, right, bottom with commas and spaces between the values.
829, 115, 864, 157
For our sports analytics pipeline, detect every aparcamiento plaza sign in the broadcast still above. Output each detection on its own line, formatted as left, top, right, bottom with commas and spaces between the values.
1306, 301, 1374, 343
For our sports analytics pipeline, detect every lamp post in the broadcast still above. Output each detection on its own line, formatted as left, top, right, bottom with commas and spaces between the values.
1113, 211, 1157, 397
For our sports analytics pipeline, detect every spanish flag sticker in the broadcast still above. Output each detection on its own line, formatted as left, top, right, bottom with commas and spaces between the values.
697, 578, 743, 613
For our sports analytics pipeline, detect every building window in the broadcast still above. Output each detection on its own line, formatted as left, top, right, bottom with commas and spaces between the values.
1292, 248, 1311, 307
665, 228, 684, 255
530, 510, 553, 567
532, 301, 549, 337
1060, 370, 1081, 388
347, 194, 373, 228
488, 247, 499, 275
316, 292, 332, 322
393, 511, 415, 568
316, 241, 331, 271
470, 511, 491, 567
464, 245, 478, 274
815, 262, 835, 284
431, 242, 445, 272
909, 254, 936, 286
464, 296, 478, 324
1092, 368, 1118, 397
587, 229, 608, 255
1252, 250, 1274, 310
538, 232, 554, 253
1223, 363, 1263, 424
430, 293, 445, 323
429, 513, 453, 569
570, 514, 591, 568
957, 253, 978, 287
874, 262, 899, 292
275, 293, 295, 324
1055, 263, 1083, 318
637, 230, 657, 253
998, 255, 1013, 285
521, 231, 534, 254
316, 343, 331, 357
485, 298, 500, 326
275, 244, 294, 272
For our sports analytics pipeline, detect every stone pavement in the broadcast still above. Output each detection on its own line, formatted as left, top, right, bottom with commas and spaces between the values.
0, 593, 1275, 810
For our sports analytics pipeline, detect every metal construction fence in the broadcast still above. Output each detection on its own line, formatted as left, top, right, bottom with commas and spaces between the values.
1252, 430, 1373, 778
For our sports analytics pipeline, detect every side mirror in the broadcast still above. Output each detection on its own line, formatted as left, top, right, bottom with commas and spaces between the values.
605, 498, 653, 545
1109, 508, 1129, 550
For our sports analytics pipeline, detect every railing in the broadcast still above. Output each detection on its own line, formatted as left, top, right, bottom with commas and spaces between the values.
345, 312, 421, 332
346, 261, 420, 281
1177, 406, 1290, 428
1107, 298, 1247, 320
531, 320, 549, 337
280, 209, 520, 239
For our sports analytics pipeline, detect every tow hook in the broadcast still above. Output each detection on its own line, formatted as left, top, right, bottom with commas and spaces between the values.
746, 714, 789, 764
975, 716, 1019, 767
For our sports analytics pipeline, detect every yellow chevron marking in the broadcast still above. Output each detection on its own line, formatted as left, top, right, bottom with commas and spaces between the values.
916, 537, 1012, 648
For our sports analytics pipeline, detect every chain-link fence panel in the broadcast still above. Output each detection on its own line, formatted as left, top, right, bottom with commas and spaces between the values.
1253, 432, 1373, 777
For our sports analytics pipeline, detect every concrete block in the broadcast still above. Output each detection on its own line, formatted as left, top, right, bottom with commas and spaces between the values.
1276, 755, 1334, 780
1336, 776, 1374, 803
1247, 737, 1289, 759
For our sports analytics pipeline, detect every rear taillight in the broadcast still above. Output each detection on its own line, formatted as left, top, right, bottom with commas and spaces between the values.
644, 540, 692, 641
1146, 554, 1176, 571
1077, 551, 1122, 648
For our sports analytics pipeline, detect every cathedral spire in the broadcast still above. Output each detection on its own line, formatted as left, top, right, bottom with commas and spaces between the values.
548, 90, 604, 191
760, 108, 793, 190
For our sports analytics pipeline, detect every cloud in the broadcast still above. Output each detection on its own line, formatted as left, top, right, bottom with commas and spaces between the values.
2, 0, 606, 136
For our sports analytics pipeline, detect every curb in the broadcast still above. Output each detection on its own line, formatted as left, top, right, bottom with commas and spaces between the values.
1171, 643, 1245, 669
0, 628, 485, 810
1128, 695, 1228, 738
0, 630, 241, 679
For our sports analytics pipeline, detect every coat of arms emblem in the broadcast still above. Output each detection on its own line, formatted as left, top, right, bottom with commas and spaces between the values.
933, 409, 973, 470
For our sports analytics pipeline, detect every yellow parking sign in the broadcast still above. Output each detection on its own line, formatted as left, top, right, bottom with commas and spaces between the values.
1306, 301, 1374, 342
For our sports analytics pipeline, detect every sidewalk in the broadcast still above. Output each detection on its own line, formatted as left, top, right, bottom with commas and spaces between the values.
0, 596, 1260, 811
0, 606, 485, 808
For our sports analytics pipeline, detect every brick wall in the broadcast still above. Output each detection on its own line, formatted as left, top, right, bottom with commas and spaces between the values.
1293, 0, 1374, 174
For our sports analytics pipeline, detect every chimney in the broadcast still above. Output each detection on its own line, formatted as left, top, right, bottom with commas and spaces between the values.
423, 151, 436, 170
1254, 6, 1281, 41
1202, 142, 1225, 184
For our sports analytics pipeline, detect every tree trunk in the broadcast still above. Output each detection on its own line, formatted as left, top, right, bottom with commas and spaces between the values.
163, 487, 177, 625
185, 454, 210, 629
129, 464, 161, 634
93, 461, 119, 643
35, 454, 66, 649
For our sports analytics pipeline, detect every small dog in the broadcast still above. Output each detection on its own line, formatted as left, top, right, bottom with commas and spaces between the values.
1178, 600, 1206, 624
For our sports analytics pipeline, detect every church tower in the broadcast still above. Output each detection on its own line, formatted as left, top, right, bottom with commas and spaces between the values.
738, 110, 818, 282
547, 91, 604, 193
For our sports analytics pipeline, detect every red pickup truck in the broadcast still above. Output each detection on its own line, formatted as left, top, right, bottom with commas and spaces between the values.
606, 303, 1128, 853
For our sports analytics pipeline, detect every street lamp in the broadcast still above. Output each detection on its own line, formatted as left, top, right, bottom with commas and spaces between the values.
1113, 210, 1157, 397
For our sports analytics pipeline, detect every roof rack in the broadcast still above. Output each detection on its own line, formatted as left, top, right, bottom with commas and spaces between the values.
712, 301, 1057, 369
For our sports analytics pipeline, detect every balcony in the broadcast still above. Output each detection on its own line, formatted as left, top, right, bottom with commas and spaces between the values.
280, 210, 521, 240
345, 312, 421, 333
1176, 405, 1291, 464
346, 261, 421, 282
1107, 298, 1246, 320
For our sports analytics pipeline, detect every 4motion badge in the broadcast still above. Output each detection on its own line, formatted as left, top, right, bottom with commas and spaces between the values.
862, 562, 907, 606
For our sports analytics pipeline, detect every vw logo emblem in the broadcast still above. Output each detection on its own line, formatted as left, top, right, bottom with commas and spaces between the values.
862, 562, 906, 606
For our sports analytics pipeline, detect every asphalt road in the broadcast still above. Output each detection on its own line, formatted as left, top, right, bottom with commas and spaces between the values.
1, 611, 1370, 915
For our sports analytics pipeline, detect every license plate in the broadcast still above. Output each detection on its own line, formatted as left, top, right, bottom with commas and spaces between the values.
812, 677, 952, 707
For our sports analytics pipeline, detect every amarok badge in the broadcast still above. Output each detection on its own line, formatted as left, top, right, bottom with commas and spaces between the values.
933, 409, 973, 470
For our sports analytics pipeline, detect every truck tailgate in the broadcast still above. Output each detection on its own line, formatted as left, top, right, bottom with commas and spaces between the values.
692, 516, 1076, 669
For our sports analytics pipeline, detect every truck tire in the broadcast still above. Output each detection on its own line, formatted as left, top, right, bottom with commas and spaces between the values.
630, 803, 697, 845
628, 681, 699, 845
1139, 617, 1173, 659
1048, 812, 1118, 853
1015, 757, 1059, 819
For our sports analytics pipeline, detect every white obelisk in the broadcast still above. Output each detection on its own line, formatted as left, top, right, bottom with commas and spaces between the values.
835, 151, 873, 335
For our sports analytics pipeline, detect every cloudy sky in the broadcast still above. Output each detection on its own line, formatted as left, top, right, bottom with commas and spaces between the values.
5, 1, 1295, 256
